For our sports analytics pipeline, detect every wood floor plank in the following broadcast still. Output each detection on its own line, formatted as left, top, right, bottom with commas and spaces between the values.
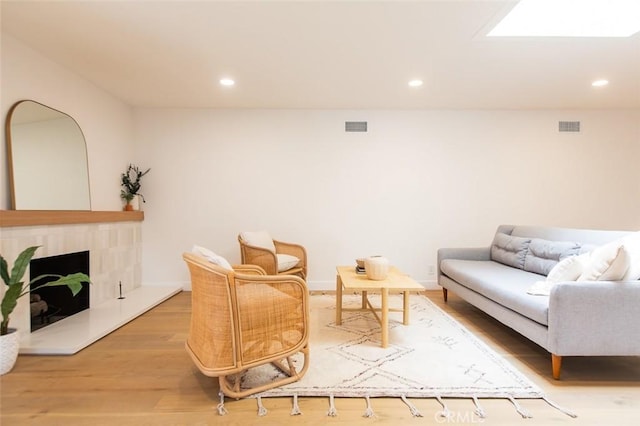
1, 290, 638, 425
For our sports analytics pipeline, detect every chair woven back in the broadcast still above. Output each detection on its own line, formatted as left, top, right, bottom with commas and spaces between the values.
183, 254, 237, 372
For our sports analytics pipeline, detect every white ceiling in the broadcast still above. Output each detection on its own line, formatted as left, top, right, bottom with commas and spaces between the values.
2, 0, 639, 109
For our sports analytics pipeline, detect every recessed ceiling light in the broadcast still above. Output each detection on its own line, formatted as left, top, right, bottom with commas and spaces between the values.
488, 0, 640, 37
408, 79, 423, 87
592, 79, 609, 87
219, 78, 235, 87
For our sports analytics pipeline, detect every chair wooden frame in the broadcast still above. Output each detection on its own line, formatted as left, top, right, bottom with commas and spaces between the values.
238, 235, 307, 279
183, 253, 310, 399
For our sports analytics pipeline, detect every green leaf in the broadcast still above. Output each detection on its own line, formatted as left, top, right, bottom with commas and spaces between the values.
29, 273, 68, 287
9, 246, 40, 285
30, 273, 90, 297
0, 256, 9, 286
1, 282, 23, 333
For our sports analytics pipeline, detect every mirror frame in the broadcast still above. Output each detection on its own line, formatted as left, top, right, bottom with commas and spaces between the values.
6, 100, 91, 211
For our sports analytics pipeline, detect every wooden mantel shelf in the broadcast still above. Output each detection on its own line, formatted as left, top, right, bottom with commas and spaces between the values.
0, 210, 144, 227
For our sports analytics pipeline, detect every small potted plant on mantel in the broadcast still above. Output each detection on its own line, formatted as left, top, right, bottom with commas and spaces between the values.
0, 246, 90, 375
120, 163, 151, 211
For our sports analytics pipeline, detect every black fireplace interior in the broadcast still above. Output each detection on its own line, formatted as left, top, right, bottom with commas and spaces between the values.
30, 250, 90, 332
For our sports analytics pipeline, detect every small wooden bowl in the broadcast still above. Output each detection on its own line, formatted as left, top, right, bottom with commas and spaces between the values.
355, 258, 365, 268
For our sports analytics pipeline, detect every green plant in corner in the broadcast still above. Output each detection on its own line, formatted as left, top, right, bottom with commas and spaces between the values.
0, 246, 90, 336
120, 163, 151, 204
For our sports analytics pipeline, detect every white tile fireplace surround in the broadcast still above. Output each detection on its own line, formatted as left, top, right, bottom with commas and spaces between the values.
0, 212, 181, 354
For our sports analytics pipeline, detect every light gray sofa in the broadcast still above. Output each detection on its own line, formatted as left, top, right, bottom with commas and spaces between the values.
437, 225, 640, 379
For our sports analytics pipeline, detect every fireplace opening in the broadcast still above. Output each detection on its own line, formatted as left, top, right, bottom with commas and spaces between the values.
30, 251, 90, 332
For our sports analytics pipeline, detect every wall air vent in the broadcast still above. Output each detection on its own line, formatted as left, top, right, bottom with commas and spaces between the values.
345, 121, 367, 132
559, 121, 580, 132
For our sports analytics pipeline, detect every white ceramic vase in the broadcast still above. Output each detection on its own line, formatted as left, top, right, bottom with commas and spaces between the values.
0, 328, 20, 375
130, 195, 141, 211
365, 256, 389, 280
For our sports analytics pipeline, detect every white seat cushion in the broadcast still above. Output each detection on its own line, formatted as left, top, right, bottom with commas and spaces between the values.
277, 254, 300, 272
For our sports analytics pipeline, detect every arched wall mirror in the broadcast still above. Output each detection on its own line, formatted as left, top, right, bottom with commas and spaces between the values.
6, 100, 91, 210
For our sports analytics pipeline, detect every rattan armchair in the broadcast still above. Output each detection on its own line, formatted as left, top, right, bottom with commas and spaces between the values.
182, 252, 310, 399
238, 231, 307, 279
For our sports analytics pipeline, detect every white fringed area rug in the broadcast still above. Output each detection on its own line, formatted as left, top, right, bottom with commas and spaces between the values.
233, 293, 576, 419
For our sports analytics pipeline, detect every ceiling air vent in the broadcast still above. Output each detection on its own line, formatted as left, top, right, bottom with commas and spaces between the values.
345, 121, 367, 132
559, 121, 580, 132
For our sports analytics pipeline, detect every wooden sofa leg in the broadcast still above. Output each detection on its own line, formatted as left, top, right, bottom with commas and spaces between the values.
442, 288, 448, 302
552, 354, 562, 380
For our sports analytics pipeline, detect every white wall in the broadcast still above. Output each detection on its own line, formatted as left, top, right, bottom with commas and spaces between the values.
134, 108, 640, 290
3, 33, 639, 291
1, 34, 134, 211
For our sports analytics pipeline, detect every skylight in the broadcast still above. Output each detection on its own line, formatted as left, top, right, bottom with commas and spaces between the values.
488, 0, 640, 37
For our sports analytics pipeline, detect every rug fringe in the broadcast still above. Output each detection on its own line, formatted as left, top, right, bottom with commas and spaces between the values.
542, 396, 578, 418
435, 395, 450, 418
251, 393, 574, 419
290, 393, 302, 416
216, 390, 228, 416
363, 395, 376, 418
327, 394, 338, 417
400, 395, 423, 417
507, 396, 532, 418
256, 396, 268, 417
471, 395, 486, 418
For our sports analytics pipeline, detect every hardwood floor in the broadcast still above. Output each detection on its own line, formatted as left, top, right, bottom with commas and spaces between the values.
1, 290, 639, 425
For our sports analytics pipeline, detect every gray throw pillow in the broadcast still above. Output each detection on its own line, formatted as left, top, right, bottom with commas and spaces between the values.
490, 233, 532, 269
523, 238, 582, 276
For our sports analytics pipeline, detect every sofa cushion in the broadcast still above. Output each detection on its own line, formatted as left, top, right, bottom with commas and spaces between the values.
490, 233, 531, 269
574, 231, 640, 281
578, 241, 630, 281
523, 238, 582, 276
547, 254, 588, 282
621, 232, 640, 280
579, 244, 598, 255
510, 225, 631, 246
527, 254, 590, 296
441, 259, 549, 325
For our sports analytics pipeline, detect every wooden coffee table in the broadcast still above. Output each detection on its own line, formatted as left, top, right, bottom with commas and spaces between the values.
336, 265, 424, 348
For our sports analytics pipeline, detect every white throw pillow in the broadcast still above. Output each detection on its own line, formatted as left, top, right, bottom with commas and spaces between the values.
578, 242, 629, 281
192, 245, 233, 271
621, 232, 640, 280
277, 254, 300, 272
240, 231, 276, 252
527, 280, 554, 296
546, 254, 588, 283
528, 254, 587, 296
